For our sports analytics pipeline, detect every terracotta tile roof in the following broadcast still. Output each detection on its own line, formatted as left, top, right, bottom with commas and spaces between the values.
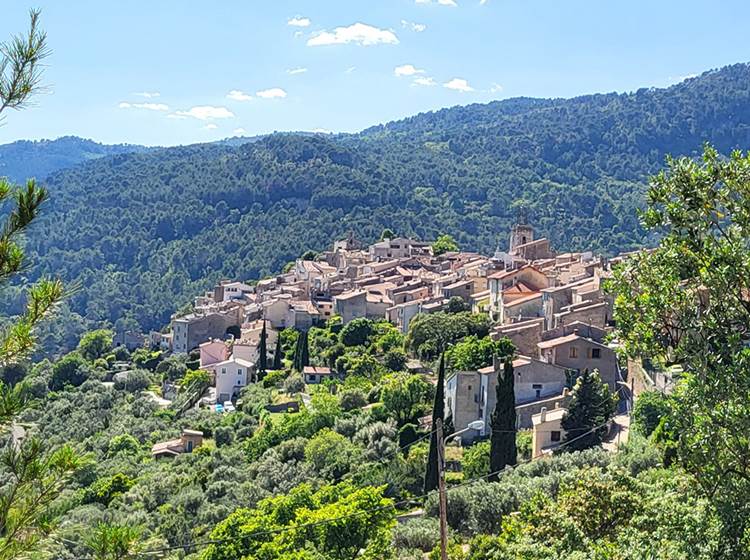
303, 366, 333, 375
487, 264, 540, 280
503, 292, 542, 306
537, 333, 610, 350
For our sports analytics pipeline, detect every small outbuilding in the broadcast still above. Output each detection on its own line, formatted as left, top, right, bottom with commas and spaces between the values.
151, 429, 204, 459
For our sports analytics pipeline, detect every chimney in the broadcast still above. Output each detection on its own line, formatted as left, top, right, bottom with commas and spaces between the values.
554, 401, 561, 409
540, 406, 547, 423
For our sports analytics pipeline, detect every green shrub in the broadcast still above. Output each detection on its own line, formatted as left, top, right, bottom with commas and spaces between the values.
114, 369, 151, 392
107, 434, 141, 456
516, 430, 533, 461
632, 391, 672, 437
340, 388, 367, 411
82, 473, 134, 506
463, 441, 490, 480
393, 518, 439, 552
263, 369, 288, 388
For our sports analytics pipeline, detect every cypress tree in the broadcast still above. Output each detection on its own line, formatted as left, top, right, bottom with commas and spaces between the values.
258, 321, 268, 377
292, 331, 302, 372
561, 369, 616, 451
272, 340, 282, 370
299, 330, 310, 369
424, 352, 446, 493
489, 359, 516, 480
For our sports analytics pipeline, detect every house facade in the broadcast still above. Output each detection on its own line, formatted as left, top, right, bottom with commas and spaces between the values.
208, 357, 254, 402
537, 333, 618, 390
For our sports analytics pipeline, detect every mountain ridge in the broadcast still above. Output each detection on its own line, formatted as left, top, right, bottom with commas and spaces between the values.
4, 61, 750, 350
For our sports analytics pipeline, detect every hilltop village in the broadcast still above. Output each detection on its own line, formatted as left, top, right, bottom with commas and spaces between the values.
143, 221, 628, 456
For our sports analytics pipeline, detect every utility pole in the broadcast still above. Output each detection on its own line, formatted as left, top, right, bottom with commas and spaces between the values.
436, 417, 449, 560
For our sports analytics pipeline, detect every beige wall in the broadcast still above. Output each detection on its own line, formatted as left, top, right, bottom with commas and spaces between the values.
541, 340, 618, 390
554, 301, 609, 329
532, 410, 565, 458
493, 319, 544, 356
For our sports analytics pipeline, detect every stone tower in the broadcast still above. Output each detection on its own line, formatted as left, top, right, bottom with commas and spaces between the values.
509, 206, 534, 253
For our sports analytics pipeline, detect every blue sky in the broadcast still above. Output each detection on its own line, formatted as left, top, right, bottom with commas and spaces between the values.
0, 0, 748, 146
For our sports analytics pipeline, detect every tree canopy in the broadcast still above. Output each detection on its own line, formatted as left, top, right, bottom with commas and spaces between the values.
609, 146, 750, 553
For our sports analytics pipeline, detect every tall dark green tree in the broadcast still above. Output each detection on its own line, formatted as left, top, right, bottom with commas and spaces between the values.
423, 352, 445, 493
561, 369, 616, 452
489, 359, 516, 480
257, 321, 268, 378
300, 331, 309, 370
292, 330, 309, 372
271, 340, 282, 370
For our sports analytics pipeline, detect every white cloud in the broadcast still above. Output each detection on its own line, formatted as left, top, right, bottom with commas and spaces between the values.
118, 102, 169, 111
294, 30, 303, 38
416, 0, 457, 5
668, 73, 698, 84
227, 90, 253, 101
287, 16, 311, 27
256, 87, 287, 99
480, 0, 488, 4
394, 64, 425, 77
307, 22, 399, 47
203, 123, 218, 130
167, 114, 186, 120
412, 76, 437, 87
444, 78, 474, 92
233, 128, 247, 135
490, 82, 503, 93
401, 20, 427, 32
173, 106, 234, 120
133, 91, 160, 98
311, 128, 332, 134
345, 66, 357, 73
287, 67, 308, 75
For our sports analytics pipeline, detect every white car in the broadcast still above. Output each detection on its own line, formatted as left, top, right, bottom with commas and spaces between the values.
223, 401, 236, 413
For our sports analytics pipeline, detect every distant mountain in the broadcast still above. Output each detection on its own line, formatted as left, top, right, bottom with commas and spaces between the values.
8, 63, 750, 342
0, 133, 338, 183
0, 136, 151, 183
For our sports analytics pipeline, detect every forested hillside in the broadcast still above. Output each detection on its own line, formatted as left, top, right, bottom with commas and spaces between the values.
8, 63, 750, 341
0, 136, 151, 183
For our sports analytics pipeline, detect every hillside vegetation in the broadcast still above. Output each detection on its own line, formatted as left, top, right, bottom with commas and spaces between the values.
0, 135, 151, 183
6, 63, 750, 341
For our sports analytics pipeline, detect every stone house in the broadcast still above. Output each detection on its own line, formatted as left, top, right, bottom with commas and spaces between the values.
171, 304, 243, 354
488, 265, 551, 323
334, 290, 367, 324
213, 281, 255, 303
531, 406, 566, 458
441, 279, 474, 303
537, 332, 618, 390
445, 356, 571, 444
199, 339, 230, 369
207, 357, 254, 403
113, 330, 145, 351
492, 318, 544, 357
152, 429, 204, 459
233, 321, 280, 364
303, 365, 338, 384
